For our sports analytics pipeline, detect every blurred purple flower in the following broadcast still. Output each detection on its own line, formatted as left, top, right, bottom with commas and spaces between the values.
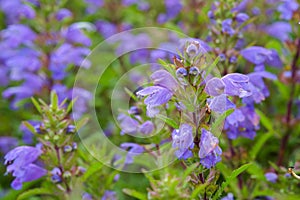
82, 192, 93, 200
118, 114, 139, 135
240, 46, 283, 68
222, 19, 235, 36
0, 0, 35, 24
55, 8, 72, 21
0, 137, 18, 154
62, 24, 91, 46
199, 129, 222, 168
277, 0, 299, 20
172, 124, 194, 159
95, 20, 117, 38
85, 0, 104, 14
221, 193, 234, 200
4, 146, 46, 190
265, 172, 278, 183
139, 121, 154, 134
120, 143, 144, 164
102, 190, 117, 200
266, 22, 291, 41
236, 13, 249, 23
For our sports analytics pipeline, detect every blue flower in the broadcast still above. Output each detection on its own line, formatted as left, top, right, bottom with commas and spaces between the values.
221, 193, 234, 200
120, 143, 144, 164
199, 129, 222, 168
0, 137, 18, 154
140, 121, 154, 134
222, 19, 235, 36
277, 0, 299, 20
172, 124, 194, 159
102, 190, 117, 200
55, 8, 72, 21
266, 22, 292, 41
265, 172, 278, 183
240, 46, 283, 68
137, 70, 178, 117
236, 13, 249, 23
4, 146, 47, 190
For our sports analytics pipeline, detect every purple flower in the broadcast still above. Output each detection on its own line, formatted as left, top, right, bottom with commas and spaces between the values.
0, 0, 35, 24
51, 167, 62, 183
232, 0, 251, 12
207, 94, 236, 114
222, 73, 252, 98
222, 19, 235, 36
102, 190, 117, 200
199, 129, 222, 168
157, 0, 182, 23
85, 0, 104, 14
62, 24, 91, 46
82, 192, 93, 200
205, 77, 225, 96
240, 46, 283, 68
243, 71, 277, 104
224, 105, 259, 139
95, 20, 117, 38
221, 193, 234, 200
139, 121, 154, 134
137, 70, 178, 117
266, 22, 292, 41
117, 114, 139, 135
0, 137, 18, 154
172, 124, 194, 159
120, 143, 144, 164
265, 172, 278, 183
277, 0, 299, 20
4, 146, 47, 190
236, 13, 249, 23
55, 8, 72, 21
1, 24, 36, 48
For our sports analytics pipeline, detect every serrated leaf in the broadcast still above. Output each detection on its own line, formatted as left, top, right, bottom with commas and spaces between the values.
156, 114, 179, 129
213, 163, 252, 200
122, 189, 147, 200
17, 188, 55, 200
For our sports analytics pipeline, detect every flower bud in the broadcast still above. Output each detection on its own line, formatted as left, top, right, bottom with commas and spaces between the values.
189, 67, 200, 76
63, 171, 72, 179
219, 53, 226, 61
64, 145, 73, 153
176, 68, 187, 78
66, 125, 76, 134
72, 142, 77, 150
51, 174, 62, 183
186, 43, 199, 57
128, 106, 140, 115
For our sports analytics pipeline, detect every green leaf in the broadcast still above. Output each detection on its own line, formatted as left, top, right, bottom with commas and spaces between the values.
83, 162, 103, 181
51, 91, 58, 111
191, 183, 208, 199
67, 98, 76, 114
74, 117, 89, 131
122, 189, 147, 200
203, 57, 220, 79
250, 131, 273, 160
17, 188, 55, 200
211, 109, 234, 136
31, 97, 42, 113
23, 121, 36, 134
124, 87, 138, 101
156, 114, 179, 129
213, 163, 252, 200
255, 109, 274, 132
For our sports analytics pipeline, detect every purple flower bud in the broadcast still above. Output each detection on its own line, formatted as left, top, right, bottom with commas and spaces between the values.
221, 193, 234, 200
72, 142, 78, 150
189, 67, 200, 76
66, 125, 76, 134
219, 53, 226, 61
128, 106, 140, 115
229, 56, 237, 63
102, 190, 117, 200
186, 43, 199, 57
252, 7, 260, 15
82, 192, 93, 200
64, 145, 73, 153
265, 172, 278, 183
176, 67, 188, 78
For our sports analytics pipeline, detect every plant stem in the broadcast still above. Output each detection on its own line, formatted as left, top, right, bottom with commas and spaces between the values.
277, 39, 300, 166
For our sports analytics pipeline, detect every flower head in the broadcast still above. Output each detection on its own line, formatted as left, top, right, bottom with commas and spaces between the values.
172, 124, 194, 159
